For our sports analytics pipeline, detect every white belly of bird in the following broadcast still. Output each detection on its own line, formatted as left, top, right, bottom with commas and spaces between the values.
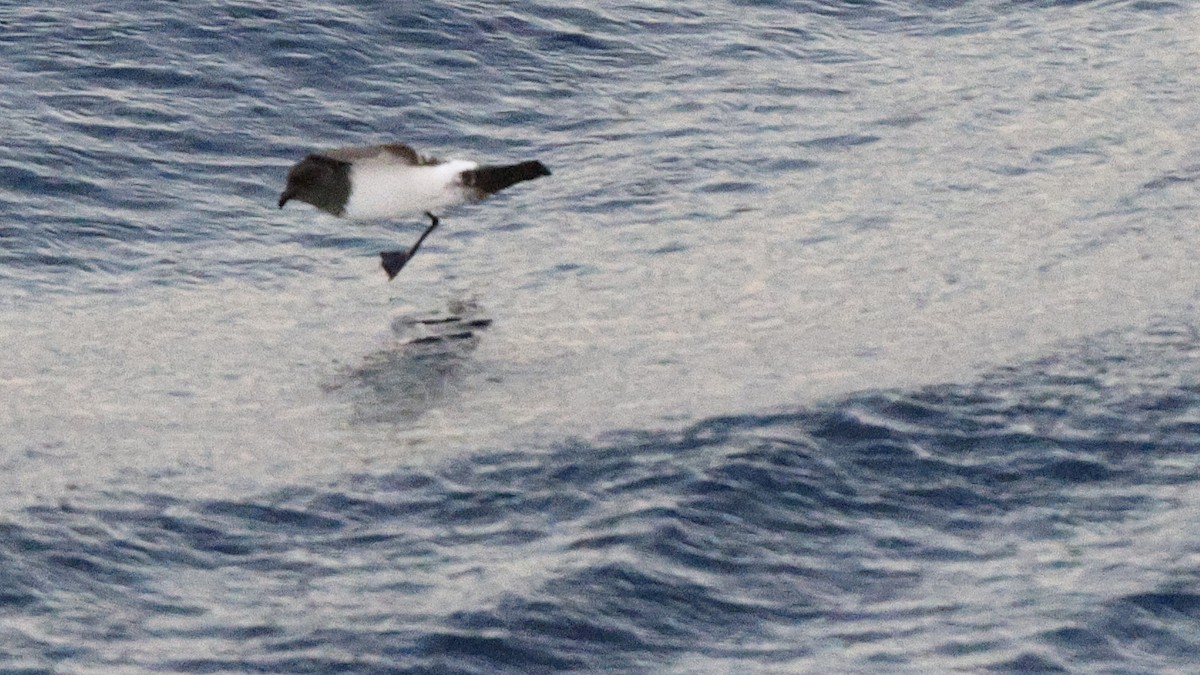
342, 159, 479, 221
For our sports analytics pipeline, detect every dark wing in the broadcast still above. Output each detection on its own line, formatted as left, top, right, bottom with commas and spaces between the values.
318, 144, 440, 166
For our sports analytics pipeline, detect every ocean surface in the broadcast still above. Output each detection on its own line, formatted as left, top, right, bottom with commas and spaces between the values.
2, 0, 1199, 672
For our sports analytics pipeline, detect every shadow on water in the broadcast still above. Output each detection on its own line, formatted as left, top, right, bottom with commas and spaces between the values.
324, 299, 493, 425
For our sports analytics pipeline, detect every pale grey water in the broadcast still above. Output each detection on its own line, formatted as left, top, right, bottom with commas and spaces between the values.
3, 1, 1200, 671
5, 1, 1197, 504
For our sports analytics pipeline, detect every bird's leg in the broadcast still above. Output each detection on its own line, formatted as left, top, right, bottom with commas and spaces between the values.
380, 212, 442, 281
410, 212, 441, 254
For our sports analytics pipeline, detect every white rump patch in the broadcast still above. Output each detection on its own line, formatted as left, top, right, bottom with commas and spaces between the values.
343, 159, 479, 221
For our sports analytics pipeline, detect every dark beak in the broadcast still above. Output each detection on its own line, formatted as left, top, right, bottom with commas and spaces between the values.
278, 191, 292, 208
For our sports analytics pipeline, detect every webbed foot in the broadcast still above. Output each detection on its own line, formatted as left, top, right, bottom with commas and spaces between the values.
380, 250, 412, 281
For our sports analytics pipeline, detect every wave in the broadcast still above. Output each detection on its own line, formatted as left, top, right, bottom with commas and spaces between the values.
4, 322, 1200, 671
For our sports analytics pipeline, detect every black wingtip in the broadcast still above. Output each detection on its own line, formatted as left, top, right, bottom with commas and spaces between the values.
380, 250, 411, 281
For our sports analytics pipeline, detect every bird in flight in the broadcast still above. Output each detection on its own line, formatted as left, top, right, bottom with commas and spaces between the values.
279, 143, 550, 280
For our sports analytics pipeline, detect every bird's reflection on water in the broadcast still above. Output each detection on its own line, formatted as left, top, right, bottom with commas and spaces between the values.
325, 300, 492, 425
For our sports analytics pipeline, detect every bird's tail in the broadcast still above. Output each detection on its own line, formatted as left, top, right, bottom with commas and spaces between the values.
462, 160, 551, 197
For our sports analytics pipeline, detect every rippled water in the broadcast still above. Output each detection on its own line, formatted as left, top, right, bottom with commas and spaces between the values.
3, 0, 1200, 671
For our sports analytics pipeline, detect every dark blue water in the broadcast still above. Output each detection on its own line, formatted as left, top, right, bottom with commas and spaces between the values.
3, 0, 1200, 672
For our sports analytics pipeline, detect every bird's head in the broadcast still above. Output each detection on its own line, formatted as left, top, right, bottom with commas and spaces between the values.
278, 155, 349, 215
